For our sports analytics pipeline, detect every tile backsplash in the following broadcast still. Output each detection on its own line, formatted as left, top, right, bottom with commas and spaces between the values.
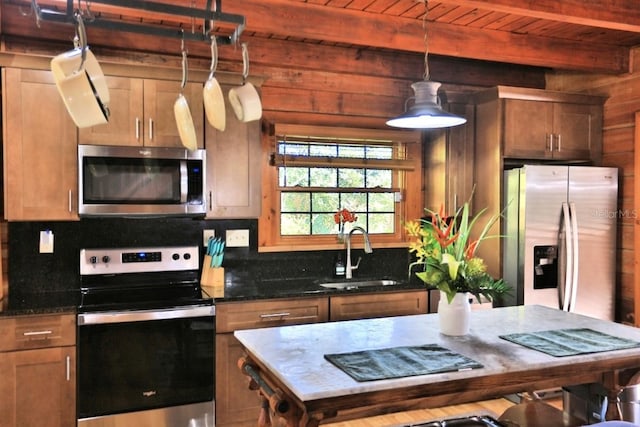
8, 218, 413, 295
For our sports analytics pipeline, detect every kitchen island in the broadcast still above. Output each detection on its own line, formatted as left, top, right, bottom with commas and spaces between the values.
235, 305, 640, 426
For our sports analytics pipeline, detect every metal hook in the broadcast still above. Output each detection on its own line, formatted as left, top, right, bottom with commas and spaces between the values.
241, 42, 249, 83
180, 30, 188, 91
19, 0, 42, 28
209, 34, 218, 76
74, 12, 88, 72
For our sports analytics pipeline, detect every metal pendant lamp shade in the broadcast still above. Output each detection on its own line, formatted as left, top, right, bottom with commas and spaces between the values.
386, 81, 467, 129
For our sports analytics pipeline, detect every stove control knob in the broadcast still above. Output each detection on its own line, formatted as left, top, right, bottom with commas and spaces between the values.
89, 256, 98, 264
102, 256, 111, 264
183, 253, 191, 260
172, 253, 180, 260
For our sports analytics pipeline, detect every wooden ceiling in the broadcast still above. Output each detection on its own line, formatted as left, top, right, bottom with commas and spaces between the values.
4, 0, 640, 75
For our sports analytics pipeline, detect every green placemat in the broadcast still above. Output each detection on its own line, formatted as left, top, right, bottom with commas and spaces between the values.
500, 328, 640, 357
324, 344, 483, 382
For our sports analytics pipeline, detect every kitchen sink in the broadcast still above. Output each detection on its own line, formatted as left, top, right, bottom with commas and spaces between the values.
318, 279, 399, 290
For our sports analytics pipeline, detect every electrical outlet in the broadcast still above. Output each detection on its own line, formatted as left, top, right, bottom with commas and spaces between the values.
226, 229, 250, 247
203, 229, 215, 246
39, 230, 54, 254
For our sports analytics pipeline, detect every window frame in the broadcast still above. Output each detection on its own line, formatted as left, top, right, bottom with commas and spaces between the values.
258, 124, 423, 252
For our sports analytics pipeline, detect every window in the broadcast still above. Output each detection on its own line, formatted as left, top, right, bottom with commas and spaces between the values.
259, 125, 423, 251
278, 140, 397, 236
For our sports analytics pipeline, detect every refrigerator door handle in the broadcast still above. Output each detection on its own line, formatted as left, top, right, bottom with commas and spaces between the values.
568, 202, 580, 312
561, 202, 574, 312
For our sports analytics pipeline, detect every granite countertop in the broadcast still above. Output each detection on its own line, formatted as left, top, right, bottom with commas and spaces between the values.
211, 272, 426, 302
1, 272, 425, 316
0, 290, 79, 317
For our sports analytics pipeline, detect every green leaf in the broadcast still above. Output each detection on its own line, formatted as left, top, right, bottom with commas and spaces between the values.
441, 253, 460, 280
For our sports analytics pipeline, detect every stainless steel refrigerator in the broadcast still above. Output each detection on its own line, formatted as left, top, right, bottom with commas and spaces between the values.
502, 165, 618, 320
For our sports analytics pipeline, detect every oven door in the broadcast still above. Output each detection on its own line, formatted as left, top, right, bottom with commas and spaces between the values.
77, 305, 215, 425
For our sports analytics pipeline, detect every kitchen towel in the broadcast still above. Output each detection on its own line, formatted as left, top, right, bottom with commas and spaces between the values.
324, 344, 483, 382
499, 328, 640, 357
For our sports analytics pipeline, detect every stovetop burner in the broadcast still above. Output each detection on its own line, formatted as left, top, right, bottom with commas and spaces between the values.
79, 245, 212, 312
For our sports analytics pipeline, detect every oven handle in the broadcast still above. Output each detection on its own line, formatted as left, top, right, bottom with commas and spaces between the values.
78, 305, 215, 325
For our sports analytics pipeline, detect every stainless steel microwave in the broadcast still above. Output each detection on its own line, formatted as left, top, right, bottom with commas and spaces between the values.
78, 145, 206, 217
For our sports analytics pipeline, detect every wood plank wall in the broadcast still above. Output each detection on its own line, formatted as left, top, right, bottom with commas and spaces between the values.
547, 50, 640, 324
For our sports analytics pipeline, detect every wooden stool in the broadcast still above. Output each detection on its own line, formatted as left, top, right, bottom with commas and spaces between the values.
498, 400, 582, 427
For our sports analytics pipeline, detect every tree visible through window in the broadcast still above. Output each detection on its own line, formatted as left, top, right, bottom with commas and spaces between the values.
277, 139, 397, 237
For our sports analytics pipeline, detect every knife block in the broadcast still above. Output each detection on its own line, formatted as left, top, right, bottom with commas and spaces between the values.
201, 256, 224, 298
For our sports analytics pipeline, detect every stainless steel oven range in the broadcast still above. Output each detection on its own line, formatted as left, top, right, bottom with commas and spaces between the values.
77, 245, 215, 427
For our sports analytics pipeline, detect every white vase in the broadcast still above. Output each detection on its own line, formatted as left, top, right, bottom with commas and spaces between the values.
437, 291, 471, 336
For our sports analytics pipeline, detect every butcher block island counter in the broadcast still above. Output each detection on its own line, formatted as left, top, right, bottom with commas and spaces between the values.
235, 305, 640, 426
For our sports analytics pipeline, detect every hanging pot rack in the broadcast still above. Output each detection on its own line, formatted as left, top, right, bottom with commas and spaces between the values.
27, 0, 246, 45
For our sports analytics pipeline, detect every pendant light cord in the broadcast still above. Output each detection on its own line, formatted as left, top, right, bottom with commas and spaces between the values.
420, 0, 430, 81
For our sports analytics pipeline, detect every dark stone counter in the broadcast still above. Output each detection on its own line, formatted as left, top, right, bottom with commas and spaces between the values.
0, 290, 79, 317
208, 271, 426, 302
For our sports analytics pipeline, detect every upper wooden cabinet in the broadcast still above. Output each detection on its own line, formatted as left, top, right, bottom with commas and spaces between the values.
205, 85, 262, 218
475, 86, 605, 163
79, 76, 204, 148
2, 68, 79, 221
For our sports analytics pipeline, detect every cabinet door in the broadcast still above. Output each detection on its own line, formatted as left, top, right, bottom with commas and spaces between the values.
78, 76, 144, 146
144, 79, 204, 148
503, 99, 554, 159
216, 297, 328, 333
205, 86, 261, 218
78, 78, 204, 148
215, 333, 261, 427
329, 290, 427, 321
552, 103, 598, 160
0, 347, 76, 427
2, 68, 78, 220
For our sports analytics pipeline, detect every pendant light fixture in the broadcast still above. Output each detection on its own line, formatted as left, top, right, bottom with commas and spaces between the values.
386, 0, 467, 129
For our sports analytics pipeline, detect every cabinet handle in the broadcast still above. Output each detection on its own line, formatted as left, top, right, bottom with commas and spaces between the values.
23, 330, 52, 337
208, 191, 212, 211
149, 118, 154, 140
66, 355, 70, 381
556, 134, 562, 152
259, 312, 291, 319
547, 134, 554, 152
68, 190, 73, 213
135, 117, 141, 140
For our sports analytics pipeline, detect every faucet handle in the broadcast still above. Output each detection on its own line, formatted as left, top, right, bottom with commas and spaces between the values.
352, 256, 362, 270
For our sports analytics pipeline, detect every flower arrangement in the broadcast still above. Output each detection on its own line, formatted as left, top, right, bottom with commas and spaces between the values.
334, 208, 357, 242
405, 202, 510, 304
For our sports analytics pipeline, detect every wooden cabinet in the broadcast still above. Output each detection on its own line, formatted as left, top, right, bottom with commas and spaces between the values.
205, 85, 262, 218
79, 76, 204, 148
503, 98, 601, 160
215, 297, 328, 427
0, 313, 76, 427
473, 86, 606, 278
423, 97, 475, 213
2, 68, 78, 221
329, 290, 428, 321
475, 85, 605, 164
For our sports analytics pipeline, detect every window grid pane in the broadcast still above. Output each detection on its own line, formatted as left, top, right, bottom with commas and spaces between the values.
277, 139, 396, 237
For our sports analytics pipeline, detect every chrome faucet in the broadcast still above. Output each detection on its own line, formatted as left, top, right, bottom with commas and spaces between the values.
345, 226, 373, 279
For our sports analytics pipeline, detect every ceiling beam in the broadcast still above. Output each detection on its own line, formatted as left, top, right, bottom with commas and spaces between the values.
221, 0, 629, 73
440, 0, 640, 33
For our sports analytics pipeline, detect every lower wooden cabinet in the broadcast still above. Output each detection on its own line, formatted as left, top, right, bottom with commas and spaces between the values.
215, 297, 328, 427
330, 290, 428, 321
0, 314, 76, 427
215, 291, 427, 426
